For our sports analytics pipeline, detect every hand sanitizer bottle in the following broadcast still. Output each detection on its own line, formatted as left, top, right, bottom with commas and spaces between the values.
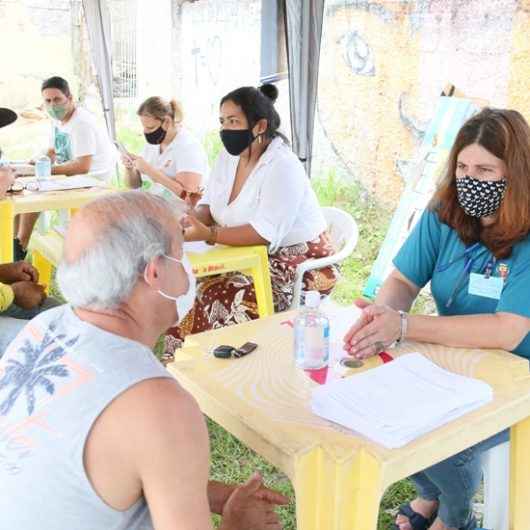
293, 290, 330, 370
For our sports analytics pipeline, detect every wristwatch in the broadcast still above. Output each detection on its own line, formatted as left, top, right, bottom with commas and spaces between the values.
395, 310, 408, 345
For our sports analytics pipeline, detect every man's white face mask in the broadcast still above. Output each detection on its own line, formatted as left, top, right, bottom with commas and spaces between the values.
145, 253, 197, 326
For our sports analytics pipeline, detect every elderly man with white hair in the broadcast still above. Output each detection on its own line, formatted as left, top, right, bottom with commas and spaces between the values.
0, 190, 287, 529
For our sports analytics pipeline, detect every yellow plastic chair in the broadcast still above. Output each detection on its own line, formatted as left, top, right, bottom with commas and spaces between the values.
30, 236, 275, 319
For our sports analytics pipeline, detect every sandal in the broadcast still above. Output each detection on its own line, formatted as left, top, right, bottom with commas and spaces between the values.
392, 503, 437, 530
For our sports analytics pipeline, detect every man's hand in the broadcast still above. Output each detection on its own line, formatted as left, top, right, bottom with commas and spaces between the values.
0, 166, 14, 197
11, 281, 46, 309
0, 261, 39, 284
219, 473, 287, 530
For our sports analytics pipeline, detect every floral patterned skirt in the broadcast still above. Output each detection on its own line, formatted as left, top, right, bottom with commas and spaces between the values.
163, 232, 339, 356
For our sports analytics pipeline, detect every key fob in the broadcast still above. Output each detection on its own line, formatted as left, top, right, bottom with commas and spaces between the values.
213, 345, 236, 359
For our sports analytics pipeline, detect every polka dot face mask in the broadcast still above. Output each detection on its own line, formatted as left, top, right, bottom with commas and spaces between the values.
456, 175, 507, 218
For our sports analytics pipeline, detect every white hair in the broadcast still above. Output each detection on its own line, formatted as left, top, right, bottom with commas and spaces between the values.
57, 191, 186, 309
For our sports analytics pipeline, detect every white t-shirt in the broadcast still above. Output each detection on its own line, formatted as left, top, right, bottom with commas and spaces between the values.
140, 127, 208, 200
51, 106, 116, 181
201, 136, 326, 250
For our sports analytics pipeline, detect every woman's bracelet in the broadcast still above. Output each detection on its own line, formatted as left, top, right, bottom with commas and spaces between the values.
206, 225, 218, 245
395, 310, 408, 345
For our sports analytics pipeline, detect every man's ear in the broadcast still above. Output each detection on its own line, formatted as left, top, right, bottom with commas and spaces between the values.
144, 256, 163, 287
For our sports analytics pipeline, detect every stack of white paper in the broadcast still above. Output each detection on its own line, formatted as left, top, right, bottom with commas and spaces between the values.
311, 353, 493, 448
26, 176, 105, 192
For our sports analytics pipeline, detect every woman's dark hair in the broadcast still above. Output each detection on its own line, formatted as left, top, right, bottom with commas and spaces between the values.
430, 107, 530, 258
41, 76, 71, 97
220, 83, 288, 143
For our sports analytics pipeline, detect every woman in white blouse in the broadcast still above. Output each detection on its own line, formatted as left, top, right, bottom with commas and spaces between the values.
122, 96, 208, 205
164, 84, 338, 352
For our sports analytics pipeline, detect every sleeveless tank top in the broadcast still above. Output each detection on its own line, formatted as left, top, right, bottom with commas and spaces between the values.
0, 305, 172, 529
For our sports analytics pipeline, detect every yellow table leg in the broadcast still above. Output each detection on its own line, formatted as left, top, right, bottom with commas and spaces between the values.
0, 201, 15, 263
509, 415, 530, 529
250, 246, 274, 318
293, 447, 383, 530
32, 250, 53, 295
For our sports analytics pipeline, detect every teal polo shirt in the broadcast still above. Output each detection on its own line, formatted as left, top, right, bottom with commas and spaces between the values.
393, 209, 530, 360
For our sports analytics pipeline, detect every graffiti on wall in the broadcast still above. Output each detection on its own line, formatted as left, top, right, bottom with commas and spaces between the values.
318, 0, 527, 205
177, 0, 262, 136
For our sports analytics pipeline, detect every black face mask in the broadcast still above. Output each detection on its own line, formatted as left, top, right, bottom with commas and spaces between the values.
456, 175, 507, 218
145, 125, 167, 145
220, 129, 255, 156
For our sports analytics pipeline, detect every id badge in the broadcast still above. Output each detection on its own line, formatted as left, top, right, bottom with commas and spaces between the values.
468, 272, 504, 300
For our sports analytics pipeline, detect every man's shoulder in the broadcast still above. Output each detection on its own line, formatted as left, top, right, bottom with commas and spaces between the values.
68, 107, 98, 131
111, 377, 202, 431
96, 376, 206, 465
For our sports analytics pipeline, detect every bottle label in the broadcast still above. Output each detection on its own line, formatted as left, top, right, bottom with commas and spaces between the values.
294, 323, 330, 369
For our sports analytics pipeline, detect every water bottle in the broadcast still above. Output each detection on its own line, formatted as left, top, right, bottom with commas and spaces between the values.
293, 291, 330, 370
35, 155, 51, 179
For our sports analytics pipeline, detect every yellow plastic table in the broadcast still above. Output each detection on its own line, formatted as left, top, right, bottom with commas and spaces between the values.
0, 184, 113, 264
168, 310, 530, 530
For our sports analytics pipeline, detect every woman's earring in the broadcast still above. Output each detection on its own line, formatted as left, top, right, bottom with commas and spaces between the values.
258, 135, 263, 145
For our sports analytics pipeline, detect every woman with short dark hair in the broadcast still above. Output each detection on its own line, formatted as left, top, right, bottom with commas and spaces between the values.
343, 107, 530, 530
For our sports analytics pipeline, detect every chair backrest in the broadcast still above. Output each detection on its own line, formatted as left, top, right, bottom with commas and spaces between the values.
321, 206, 359, 260
288, 207, 358, 310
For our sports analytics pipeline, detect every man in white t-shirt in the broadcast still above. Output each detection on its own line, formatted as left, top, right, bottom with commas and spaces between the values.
43, 76, 116, 178
14, 76, 117, 259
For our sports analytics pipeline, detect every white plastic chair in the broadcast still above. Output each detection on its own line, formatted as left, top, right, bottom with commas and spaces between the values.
482, 441, 509, 530
289, 206, 359, 310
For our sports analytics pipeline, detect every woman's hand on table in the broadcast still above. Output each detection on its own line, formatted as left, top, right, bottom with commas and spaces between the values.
343, 298, 401, 359
182, 215, 211, 242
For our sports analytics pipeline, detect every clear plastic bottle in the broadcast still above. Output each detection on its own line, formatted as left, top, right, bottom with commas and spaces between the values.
293, 291, 330, 370
35, 155, 51, 179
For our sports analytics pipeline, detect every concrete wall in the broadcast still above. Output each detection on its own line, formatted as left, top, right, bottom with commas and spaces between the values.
173, 0, 264, 139
316, 0, 530, 205
0, 0, 74, 109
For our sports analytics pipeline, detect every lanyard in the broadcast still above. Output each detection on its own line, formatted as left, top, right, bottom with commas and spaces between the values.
444, 251, 475, 308
436, 242, 480, 273
483, 256, 497, 278
438, 243, 497, 308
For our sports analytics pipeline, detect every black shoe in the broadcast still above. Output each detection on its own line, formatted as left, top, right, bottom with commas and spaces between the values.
13, 238, 27, 261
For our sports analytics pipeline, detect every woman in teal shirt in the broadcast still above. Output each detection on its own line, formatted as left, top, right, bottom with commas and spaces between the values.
344, 108, 530, 530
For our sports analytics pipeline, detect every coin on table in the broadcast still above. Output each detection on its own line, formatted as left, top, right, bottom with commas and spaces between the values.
339, 357, 364, 369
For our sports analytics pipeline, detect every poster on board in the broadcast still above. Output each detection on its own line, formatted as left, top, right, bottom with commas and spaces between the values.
363, 95, 480, 299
